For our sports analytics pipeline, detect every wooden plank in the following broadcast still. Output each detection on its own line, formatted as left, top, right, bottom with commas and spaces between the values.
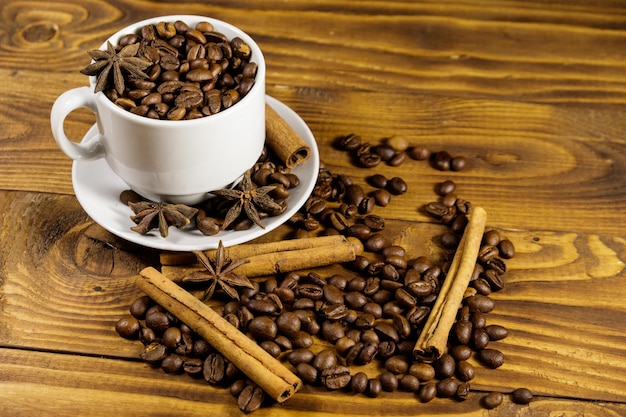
2, 348, 626, 417
3, 84, 626, 235
1, 191, 625, 404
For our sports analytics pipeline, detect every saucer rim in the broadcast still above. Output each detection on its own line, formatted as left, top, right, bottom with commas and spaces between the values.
71, 95, 319, 252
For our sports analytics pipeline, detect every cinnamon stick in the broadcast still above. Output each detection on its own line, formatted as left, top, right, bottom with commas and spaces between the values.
265, 103, 311, 168
161, 235, 360, 265
413, 206, 487, 362
161, 236, 364, 281
136, 267, 301, 403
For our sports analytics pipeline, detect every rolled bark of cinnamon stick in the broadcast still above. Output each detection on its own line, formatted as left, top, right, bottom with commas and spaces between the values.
161, 236, 364, 281
265, 103, 310, 168
413, 206, 487, 362
136, 267, 301, 402
161, 235, 359, 265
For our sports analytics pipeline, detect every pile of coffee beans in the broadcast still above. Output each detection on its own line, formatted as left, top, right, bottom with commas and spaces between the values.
97, 20, 258, 120
116, 134, 532, 412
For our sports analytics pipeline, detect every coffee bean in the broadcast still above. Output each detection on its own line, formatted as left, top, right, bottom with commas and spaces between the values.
374, 321, 399, 342
358, 196, 375, 214
183, 358, 203, 375
347, 223, 371, 240
359, 153, 382, 168
248, 316, 278, 341
372, 188, 392, 206
372, 144, 396, 161
203, 353, 226, 384
296, 363, 318, 384
392, 314, 411, 338
406, 305, 430, 327
452, 320, 473, 345
450, 156, 467, 171
408, 146, 430, 160
478, 348, 505, 368
485, 324, 509, 341
292, 330, 314, 348
287, 348, 315, 366
511, 387, 533, 404
237, 384, 264, 413
357, 342, 379, 365
115, 316, 140, 338
482, 391, 503, 409
145, 310, 171, 332
259, 340, 281, 358
465, 294, 495, 313
385, 355, 409, 374
455, 360, 475, 382
139, 327, 156, 345
486, 257, 507, 275
140, 342, 168, 363
472, 327, 490, 350
455, 381, 470, 401
425, 202, 452, 219
338, 134, 362, 150
297, 283, 324, 300
498, 239, 516, 259
472, 278, 492, 295
395, 287, 417, 308
321, 320, 345, 342
440, 231, 461, 249
367, 174, 388, 188
386, 177, 408, 195
379, 371, 398, 392
482, 229, 501, 246
399, 374, 420, 392
365, 233, 389, 252
229, 379, 247, 398
161, 354, 184, 374
434, 353, 456, 379
355, 313, 376, 330
436, 377, 459, 398
436, 180, 456, 196
162, 326, 183, 350
329, 212, 349, 232
363, 214, 385, 231
449, 344, 472, 361
367, 378, 383, 398
320, 366, 351, 390
276, 312, 301, 338
409, 362, 435, 382
432, 151, 452, 171
312, 348, 338, 371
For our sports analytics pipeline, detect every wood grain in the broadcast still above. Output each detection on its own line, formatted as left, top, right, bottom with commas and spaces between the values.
3, 348, 626, 417
1, 191, 625, 406
2, 0, 626, 415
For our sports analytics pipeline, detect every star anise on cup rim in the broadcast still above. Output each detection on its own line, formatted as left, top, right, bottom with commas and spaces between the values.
182, 241, 253, 301
80, 41, 152, 95
211, 170, 283, 230
128, 201, 199, 238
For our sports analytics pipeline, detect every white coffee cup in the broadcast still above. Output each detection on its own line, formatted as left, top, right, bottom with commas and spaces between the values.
51, 15, 266, 205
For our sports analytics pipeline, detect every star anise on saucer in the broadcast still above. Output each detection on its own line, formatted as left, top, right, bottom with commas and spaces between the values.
128, 201, 199, 238
182, 241, 253, 301
211, 170, 283, 229
80, 41, 152, 95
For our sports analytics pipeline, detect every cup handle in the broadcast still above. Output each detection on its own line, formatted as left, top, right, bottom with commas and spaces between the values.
50, 86, 105, 160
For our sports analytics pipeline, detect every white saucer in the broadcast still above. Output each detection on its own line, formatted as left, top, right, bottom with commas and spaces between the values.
72, 96, 320, 252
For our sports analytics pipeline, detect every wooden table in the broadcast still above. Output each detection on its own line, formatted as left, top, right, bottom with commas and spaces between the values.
2, 1, 626, 416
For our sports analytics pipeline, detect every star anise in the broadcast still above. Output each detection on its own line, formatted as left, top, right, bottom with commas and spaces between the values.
182, 241, 253, 301
80, 41, 152, 95
128, 201, 198, 238
211, 170, 283, 229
